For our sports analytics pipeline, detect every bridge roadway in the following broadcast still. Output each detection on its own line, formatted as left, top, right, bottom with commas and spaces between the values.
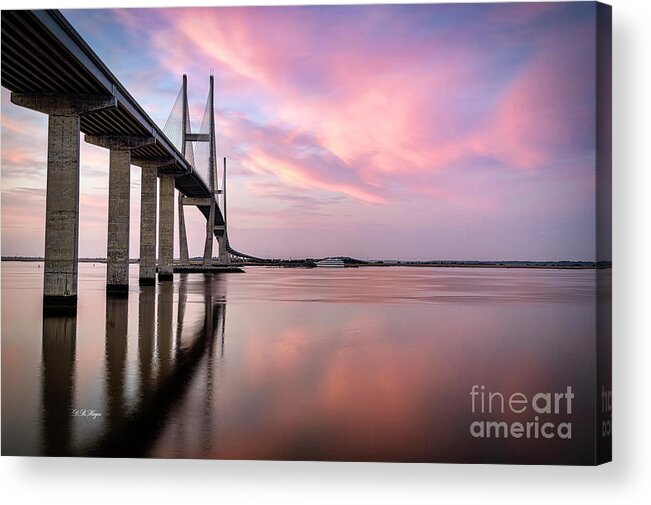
1, 10, 222, 210
1, 10, 243, 313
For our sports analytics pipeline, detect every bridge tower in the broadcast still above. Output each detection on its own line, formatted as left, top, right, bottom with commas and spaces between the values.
177, 75, 191, 267
217, 157, 229, 265
202, 74, 218, 267
174, 74, 229, 267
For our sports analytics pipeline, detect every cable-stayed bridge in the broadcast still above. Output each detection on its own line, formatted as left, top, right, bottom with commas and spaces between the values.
1, 9, 260, 315
161, 73, 263, 269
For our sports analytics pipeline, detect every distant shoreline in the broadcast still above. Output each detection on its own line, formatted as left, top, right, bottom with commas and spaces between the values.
1, 257, 607, 270
1, 257, 126, 264
359, 263, 598, 270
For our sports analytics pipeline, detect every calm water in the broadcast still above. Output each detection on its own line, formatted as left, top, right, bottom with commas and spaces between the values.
1, 262, 598, 463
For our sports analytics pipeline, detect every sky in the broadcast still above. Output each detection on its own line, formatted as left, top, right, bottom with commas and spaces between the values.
1, 3, 601, 261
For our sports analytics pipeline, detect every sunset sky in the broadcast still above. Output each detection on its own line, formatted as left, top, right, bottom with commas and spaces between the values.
1, 3, 599, 260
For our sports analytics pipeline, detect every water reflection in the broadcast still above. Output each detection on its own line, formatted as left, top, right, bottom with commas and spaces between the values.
137, 286, 155, 403
41, 315, 76, 456
157, 280, 174, 380
105, 296, 128, 426
96, 274, 225, 457
1, 264, 600, 463
36, 272, 226, 457
176, 273, 188, 350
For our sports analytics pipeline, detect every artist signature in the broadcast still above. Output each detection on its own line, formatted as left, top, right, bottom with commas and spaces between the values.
71, 409, 102, 419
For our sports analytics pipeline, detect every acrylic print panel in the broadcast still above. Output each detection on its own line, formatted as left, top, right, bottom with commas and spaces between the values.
0, 2, 611, 464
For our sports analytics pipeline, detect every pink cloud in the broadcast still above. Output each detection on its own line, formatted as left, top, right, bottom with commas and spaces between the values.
2, 4, 600, 260
140, 4, 595, 207
246, 148, 385, 205
470, 24, 595, 169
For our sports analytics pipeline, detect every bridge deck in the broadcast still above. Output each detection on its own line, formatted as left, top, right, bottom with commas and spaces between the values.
1, 9, 224, 226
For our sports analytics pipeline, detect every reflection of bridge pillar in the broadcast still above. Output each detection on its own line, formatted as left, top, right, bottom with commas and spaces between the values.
85, 135, 156, 294
41, 314, 77, 455
105, 295, 129, 426
157, 280, 174, 378
158, 174, 175, 281
176, 273, 188, 349
138, 285, 156, 401
10, 93, 117, 314
204, 277, 214, 330
220, 303, 226, 358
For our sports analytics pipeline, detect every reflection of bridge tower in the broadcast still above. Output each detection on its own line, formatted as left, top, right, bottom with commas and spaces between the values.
173, 74, 230, 267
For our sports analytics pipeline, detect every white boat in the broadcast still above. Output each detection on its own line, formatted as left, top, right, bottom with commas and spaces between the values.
316, 258, 345, 268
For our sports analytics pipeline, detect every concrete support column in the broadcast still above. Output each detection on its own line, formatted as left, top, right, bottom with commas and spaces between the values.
43, 114, 81, 314
178, 194, 190, 266
84, 134, 155, 293
139, 168, 157, 285
106, 149, 131, 294
10, 93, 125, 313
202, 200, 215, 267
158, 174, 175, 281
218, 236, 229, 265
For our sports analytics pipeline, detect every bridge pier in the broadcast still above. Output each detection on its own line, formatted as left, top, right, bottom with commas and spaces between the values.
10, 93, 117, 314
132, 158, 174, 285
139, 168, 158, 285
178, 73, 191, 268
203, 200, 215, 267
85, 135, 155, 294
42, 115, 82, 312
217, 236, 228, 265
218, 158, 230, 266
178, 194, 190, 266
106, 149, 131, 294
158, 174, 175, 281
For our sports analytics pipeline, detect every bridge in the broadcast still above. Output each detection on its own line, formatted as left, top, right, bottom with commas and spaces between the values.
1, 9, 261, 315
